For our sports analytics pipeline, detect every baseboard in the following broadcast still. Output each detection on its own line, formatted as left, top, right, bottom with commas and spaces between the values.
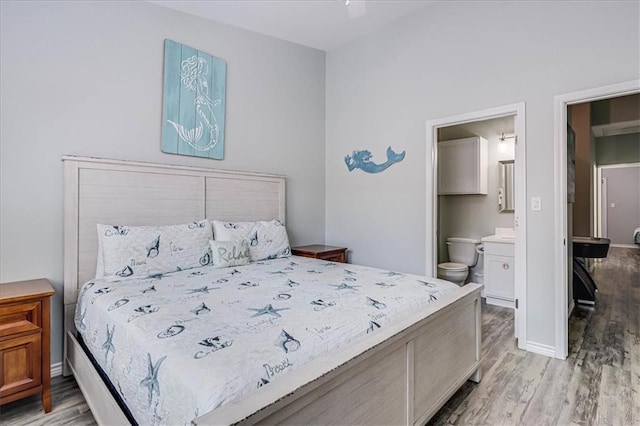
51, 362, 63, 378
526, 341, 556, 358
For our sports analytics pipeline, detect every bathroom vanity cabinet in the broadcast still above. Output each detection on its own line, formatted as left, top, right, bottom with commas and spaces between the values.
482, 238, 515, 308
437, 136, 488, 195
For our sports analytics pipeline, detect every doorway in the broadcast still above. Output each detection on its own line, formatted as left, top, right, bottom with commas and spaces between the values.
426, 102, 527, 349
597, 163, 640, 247
553, 79, 640, 359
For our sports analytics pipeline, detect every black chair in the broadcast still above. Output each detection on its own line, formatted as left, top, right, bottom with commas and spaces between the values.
572, 236, 610, 305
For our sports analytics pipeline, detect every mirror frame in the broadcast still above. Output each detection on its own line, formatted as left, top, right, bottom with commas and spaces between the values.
498, 159, 515, 213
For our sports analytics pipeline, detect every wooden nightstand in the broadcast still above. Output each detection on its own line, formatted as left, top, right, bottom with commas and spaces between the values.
291, 245, 348, 263
0, 278, 55, 413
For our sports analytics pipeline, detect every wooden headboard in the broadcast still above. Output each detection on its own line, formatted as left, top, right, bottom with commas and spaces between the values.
62, 156, 285, 368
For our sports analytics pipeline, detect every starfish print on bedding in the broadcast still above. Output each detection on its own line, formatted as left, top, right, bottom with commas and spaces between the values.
102, 324, 115, 363
140, 353, 167, 407
331, 283, 360, 291
186, 286, 218, 294
285, 279, 300, 288
248, 304, 289, 318
417, 280, 436, 288
382, 271, 404, 277
76, 309, 87, 332
142, 285, 157, 294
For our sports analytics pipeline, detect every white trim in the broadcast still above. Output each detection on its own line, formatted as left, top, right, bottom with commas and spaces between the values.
425, 102, 527, 350
485, 297, 514, 309
553, 79, 640, 360
601, 176, 608, 237
568, 300, 575, 317
598, 163, 640, 241
597, 162, 640, 170
525, 341, 557, 358
595, 168, 603, 237
51, 362, 63, 378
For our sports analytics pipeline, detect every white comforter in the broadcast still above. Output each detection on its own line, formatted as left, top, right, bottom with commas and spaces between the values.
75, 256, 460, 425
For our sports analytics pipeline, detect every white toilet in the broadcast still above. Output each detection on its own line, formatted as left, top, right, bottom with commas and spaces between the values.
437, 237, 481, 285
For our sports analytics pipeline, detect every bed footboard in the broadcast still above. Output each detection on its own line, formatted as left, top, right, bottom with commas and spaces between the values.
195, 284, 482, 425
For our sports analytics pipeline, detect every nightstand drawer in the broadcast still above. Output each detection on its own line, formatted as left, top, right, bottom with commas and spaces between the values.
0, 332, 42, 399
320, 252, 346, 263
0, 278, 54, 412
0, 301, 41, 338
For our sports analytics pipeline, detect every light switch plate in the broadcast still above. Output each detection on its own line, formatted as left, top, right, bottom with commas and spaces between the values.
531, 197, 541, 211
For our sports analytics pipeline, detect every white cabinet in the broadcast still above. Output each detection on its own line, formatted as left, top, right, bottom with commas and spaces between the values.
438, 136, 488, 195
482, 239, 514, 308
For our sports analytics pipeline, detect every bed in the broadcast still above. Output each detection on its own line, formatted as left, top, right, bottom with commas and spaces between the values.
63, 156, 483, 425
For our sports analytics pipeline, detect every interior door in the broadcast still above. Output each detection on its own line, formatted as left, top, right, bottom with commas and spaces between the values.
601, 166, 640, 245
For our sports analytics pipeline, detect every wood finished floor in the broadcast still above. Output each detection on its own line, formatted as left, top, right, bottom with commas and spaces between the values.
1, 247, 638, 425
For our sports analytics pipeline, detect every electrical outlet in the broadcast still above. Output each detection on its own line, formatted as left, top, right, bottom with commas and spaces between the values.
531, 197, 541, 211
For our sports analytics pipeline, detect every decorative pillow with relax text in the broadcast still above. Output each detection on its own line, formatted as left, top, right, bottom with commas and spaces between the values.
209, 239, 251, 268
211, 219, 291, 261
97, 220, 212, 280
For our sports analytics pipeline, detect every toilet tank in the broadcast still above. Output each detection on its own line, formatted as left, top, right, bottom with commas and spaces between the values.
447, 237, 480, 266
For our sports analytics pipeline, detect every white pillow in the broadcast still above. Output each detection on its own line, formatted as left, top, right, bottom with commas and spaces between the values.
97, 220, 213, 280
209, 239, 251, 268
211, 219, 291, 261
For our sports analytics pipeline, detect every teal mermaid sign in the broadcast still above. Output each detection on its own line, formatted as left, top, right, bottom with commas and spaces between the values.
162, 39, 226, 160
344, 147, 406, 173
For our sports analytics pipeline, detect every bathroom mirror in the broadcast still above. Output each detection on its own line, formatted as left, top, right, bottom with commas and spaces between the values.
498, 160, 514, 212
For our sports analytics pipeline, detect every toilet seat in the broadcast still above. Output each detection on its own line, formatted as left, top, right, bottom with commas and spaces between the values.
437, 262, 467, 272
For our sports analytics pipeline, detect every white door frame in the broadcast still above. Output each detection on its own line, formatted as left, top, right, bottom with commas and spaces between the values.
597, 162, 640, 243
553, 79, 640, 359
426, 102, 527, 348
599, 175, 608, 238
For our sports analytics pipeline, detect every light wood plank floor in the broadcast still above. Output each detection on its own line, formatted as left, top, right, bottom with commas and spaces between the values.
2, 247, 638, 425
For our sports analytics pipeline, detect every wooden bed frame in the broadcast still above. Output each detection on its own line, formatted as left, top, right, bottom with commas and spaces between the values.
62, 156, 483, 425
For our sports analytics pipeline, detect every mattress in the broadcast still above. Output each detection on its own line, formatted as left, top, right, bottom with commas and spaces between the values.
75, 256, 461, 425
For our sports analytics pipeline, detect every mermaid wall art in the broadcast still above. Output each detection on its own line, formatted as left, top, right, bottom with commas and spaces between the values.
161, 39, 226, 159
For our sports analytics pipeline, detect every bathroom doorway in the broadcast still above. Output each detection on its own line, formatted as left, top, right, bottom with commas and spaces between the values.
426, 103, 527, 349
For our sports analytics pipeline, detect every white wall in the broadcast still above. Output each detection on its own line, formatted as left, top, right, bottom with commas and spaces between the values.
325, 1, 639, 348
0, 1, 326, 365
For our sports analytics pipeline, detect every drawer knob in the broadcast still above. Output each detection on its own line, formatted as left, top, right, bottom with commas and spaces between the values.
502, 263, 510, 270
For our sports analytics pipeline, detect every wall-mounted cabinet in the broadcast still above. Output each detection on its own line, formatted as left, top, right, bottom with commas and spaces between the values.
438, 136, 488, 195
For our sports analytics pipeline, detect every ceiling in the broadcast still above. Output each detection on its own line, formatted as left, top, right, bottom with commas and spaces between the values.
148, 1, 432, 51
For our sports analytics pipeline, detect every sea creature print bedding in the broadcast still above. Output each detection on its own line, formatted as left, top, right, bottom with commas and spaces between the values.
75, 256, 461, 425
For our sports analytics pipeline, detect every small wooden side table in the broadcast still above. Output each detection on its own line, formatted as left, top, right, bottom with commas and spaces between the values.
291, 245, 348, 263
0, 278, 55, 413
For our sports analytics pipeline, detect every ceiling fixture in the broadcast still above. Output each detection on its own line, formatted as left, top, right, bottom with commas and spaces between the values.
340, 0, 367, 19
498, 133, 515, 154
499, 133, 516, 142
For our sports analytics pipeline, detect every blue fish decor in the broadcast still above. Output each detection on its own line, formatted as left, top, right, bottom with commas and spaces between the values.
344, 146, 405, 173
162, 39, 226, 159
